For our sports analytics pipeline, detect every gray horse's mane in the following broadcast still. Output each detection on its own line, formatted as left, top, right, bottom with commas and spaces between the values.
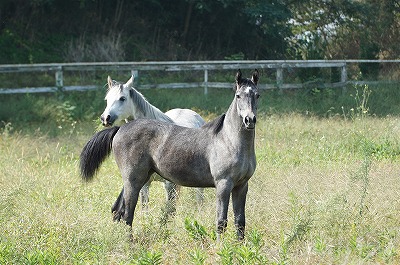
203, 113, 225, 135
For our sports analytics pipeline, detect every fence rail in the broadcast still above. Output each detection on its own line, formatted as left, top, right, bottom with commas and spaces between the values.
0, 60, 398, 94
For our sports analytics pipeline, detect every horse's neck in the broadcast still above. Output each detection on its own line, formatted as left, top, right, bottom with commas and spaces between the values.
130, 88, 174, 123
222, 99, 255, 146
224, 100, 243, 132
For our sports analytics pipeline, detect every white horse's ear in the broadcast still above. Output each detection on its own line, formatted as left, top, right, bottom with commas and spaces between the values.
107, 76, 113, 88
126, 75, 134, 87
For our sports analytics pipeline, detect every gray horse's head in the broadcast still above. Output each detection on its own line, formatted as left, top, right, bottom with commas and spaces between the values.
234, 69, 260, 130
100, 76, 135, 127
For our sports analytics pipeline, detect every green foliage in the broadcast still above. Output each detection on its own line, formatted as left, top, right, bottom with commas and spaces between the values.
217, 230, 267, 264
0, 122, 13, 138
350, 84, 371, 119
53, 101, 77, 135
1, 0, 399, 63
24, 249, 60, 265
134, 251, 163, 265
0, 29, 28, 64
189, 249, 207, 265
0, 240, 16, 265
184, 217, 209, 241
285, 193, 313, 246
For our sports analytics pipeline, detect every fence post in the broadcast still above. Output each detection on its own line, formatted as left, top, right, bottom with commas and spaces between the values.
204, 69, 208, 95
55, 66, 63, 89
341, 63, 347, 93
276, 68, 283, 92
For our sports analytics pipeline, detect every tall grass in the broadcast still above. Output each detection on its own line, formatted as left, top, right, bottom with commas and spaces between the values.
1, 84, 400, 264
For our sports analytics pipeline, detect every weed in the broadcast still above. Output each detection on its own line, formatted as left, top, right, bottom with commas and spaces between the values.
134, 251, 162, 265
314, 236, 327, 253
215, 229, 267, 264
189, 249, 207, 265
217, 243, 234, 265
0, 121, 13, 138
275, 229, 289, 265
24, 249, 60, 265
348, 84, 371, 120
184, 217, 209, 242
285, 192, 313, 246
54, 101, 77, 135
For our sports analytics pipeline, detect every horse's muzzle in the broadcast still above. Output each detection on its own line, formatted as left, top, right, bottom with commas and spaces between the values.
100, 114, 114, 127
244, 115, 256, 130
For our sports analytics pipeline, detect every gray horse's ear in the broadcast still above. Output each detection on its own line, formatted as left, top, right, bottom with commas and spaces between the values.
107, 76, 113, 88
251, 69, 259, 85
126, 75, 134, 87
235, 69, 242, 85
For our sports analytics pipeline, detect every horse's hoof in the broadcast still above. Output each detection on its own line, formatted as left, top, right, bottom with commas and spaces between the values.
112, 211, 123, 222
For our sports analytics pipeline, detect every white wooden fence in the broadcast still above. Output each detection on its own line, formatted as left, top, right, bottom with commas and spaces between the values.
0, 60, 398, 94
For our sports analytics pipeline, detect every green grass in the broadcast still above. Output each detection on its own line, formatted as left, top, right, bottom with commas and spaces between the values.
1, 84, 400, 264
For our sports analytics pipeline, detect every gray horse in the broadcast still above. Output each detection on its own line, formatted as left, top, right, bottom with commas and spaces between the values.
80, 69, 260, 240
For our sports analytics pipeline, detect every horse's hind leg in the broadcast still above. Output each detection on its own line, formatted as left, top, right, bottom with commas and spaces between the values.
122, 170, 151, 226
112, 187, 125, 222
163, 180, 179, 215
232, 182, 248, 240
195, 188, 205, 204
113, 176, 151, 221
140, 179, 151, 211
122, 182, 141, 227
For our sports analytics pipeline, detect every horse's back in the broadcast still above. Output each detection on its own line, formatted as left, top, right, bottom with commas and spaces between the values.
165, 108, 205, 128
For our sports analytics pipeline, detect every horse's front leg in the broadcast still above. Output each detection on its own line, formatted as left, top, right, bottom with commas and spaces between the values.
232, 182, 248, 240
215, 179, 234, 240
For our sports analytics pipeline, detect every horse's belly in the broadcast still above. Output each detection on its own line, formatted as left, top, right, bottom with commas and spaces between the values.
152, 154, 215, 187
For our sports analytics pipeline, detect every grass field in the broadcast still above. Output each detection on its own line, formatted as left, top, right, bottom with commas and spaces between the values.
1, 84, 400, 264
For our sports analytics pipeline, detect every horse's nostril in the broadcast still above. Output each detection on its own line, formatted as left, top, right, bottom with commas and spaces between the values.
244, 116, 256, 125
106, 115, 111, 122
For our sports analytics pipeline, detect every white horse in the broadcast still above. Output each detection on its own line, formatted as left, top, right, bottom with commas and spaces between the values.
100, 75, 205, 212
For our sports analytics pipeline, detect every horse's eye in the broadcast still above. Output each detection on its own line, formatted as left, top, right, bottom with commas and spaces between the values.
236, 94, 241, 99
119, 96, 126, 102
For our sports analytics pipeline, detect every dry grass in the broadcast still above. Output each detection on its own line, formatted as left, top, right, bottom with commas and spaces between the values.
1, 114, 400, 264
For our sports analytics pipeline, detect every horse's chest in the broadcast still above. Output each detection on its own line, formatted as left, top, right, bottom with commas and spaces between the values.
210, 145, 256, 181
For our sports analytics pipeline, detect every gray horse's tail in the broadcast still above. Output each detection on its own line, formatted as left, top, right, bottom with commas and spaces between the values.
80, 126, 120, 181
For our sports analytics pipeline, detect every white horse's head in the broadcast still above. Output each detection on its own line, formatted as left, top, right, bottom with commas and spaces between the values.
234, 69, 260, 130
100, 76, 135, 127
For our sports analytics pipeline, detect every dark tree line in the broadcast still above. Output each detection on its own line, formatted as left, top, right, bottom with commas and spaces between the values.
0, 0, 398, 63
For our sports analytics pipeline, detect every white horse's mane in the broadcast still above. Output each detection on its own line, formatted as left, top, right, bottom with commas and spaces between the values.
129, 87, 174, 123
110, 80, 174, 123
